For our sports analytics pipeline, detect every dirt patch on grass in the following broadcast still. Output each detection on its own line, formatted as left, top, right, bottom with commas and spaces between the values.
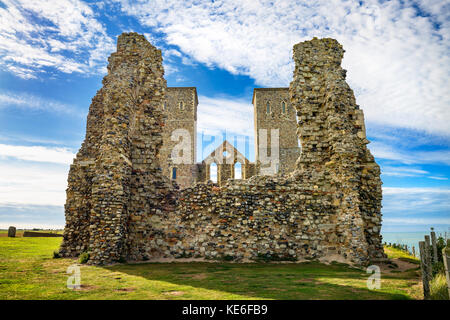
163, 291, 185, 296
115, 287, 136, 292
380, 258, 419, 274
75, 284, 99, 291
294, 278, 317, 283
267, 287, 287, 291
178, 273, 209, 280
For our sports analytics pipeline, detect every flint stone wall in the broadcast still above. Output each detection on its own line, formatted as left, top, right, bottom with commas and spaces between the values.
60, 33, 385, 266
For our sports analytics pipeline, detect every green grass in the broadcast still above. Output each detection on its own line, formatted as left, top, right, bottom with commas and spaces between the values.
383, 246, 420, 265
430, 273, 449, 300
0, 237, 423, 300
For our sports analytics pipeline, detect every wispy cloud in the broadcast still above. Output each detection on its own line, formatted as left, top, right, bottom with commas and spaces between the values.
0, 90, 81, 115
381, 166, 429, 177
0, 144, 75, 164
383, 217, 450, 226
197, 95, 253, 137
383, 187, 450, 195
0, 0, 115, 79
382, 187, 450, 219
428, 176, 448, 181
0, 204, 65, 229
0, 160, 69, 207
370, 141, 450, 165
115, 0, 450, 136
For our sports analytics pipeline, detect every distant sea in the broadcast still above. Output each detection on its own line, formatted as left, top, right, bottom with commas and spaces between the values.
381, 231, 449, 256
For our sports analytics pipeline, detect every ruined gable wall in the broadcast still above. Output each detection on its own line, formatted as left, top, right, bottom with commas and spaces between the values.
60, 93, 105, 256
60, 33, 175, 264
290, 38, 385, 263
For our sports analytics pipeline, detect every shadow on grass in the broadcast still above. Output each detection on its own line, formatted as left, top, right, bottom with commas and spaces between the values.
103, 261, 411, 300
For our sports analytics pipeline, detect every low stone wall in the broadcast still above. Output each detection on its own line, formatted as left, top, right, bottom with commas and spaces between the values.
153, 177, 339, 263
132, 175, 376, 265
23, 231, 63, 238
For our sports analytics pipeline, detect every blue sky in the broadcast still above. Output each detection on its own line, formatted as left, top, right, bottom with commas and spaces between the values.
0, 0, 449, 233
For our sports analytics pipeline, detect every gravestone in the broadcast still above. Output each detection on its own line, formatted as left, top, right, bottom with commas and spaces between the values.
7, 226, 16, 237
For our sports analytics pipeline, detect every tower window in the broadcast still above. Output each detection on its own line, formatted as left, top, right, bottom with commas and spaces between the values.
172, 167, 177, 179
281, 101, 286, 113
179, 101, 184, 110
266, 101, 271, 114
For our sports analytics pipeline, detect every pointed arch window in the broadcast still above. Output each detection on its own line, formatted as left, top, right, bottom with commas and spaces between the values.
179, 101, 184, 110
281, 101, 286, 114
234, 162, 242, 179
266, 101, 271, 114
210, 163, 218, 183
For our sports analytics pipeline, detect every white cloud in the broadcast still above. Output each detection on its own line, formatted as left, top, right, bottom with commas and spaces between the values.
0, 143, 72, 212
383, 187, 450, 195
115, 0, 450, 136
383, 217, 450, 226
370, 141, 450, 165
381, 166, 429, 177
380, 164, 448, 181
381, 187, 450, 225
0, 161, 69, 206
428, 176, 448, 181
197, 95, 253, 137
0, 0, 115, 78
0, 204, 65, 229
0, 144, 75, 164
0, 90, 80, 115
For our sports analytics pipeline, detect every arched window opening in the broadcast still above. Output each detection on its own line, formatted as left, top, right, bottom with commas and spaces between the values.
172, 167, 177, 179
266, 101, 271, 114
179, 101, 184, 110
210, 163, 218, 183
281, 101, 286, 114
234, 162, 242, 179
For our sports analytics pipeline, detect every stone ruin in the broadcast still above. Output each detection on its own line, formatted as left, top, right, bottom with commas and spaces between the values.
59, 33, 386, 266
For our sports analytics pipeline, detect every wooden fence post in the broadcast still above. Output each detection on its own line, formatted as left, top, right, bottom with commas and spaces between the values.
419, 241, 430, 299
443, 240, 450, 300
431, 231, 438, 263
424, 235, 433, 278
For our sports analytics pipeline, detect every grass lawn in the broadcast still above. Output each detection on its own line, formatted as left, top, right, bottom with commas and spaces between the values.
0, 237, 423, 300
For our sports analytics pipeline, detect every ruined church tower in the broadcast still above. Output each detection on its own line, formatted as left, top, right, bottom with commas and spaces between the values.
253, 88, 301, 175
159, 87, 198, 189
